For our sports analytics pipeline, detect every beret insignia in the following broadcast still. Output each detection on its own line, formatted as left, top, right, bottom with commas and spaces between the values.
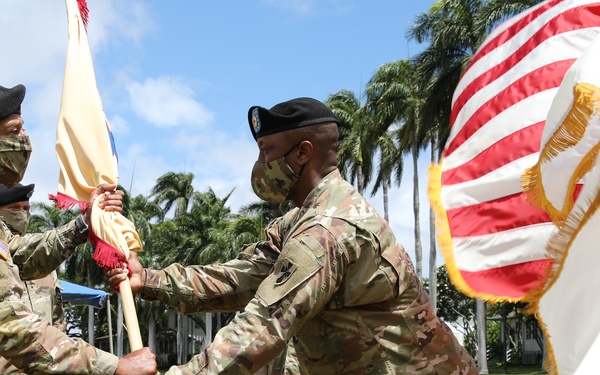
252, 107, 261, 134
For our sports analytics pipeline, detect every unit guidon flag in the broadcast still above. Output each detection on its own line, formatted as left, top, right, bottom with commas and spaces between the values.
51, 0, 143, 350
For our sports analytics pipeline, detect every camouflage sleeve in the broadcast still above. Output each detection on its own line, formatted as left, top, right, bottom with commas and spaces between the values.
166, 225, 345, 374
142, 240, 280, 314
52, 278, 67, 332
0, 251, 118, 374
8, 220, 87, 280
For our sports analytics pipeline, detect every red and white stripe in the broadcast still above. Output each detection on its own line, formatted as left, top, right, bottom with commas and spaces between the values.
440, 0, 600, 299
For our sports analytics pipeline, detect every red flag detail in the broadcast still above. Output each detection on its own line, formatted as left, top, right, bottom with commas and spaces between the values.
77, 0, 89, 31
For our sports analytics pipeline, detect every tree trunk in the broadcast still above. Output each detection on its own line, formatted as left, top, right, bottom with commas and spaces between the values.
177, 313, 184, 364
429, 139, 437, 313
117, 297, 124, 357
357, 163, 364, 196
502, 305, 508, 373
383, 177, 389, 223
205, 312, 213, 345
476, 299, 489, 374
183, 316, 189, 362
148, 307, 156, 354
87, 268, 94, 346
412, 141, 422, 279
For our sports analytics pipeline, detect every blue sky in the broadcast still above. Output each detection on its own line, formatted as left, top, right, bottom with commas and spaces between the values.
0, 0, 442, 274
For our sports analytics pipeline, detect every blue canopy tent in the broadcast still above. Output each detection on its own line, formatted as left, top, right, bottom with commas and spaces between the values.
60, 280, 108, 308
60, 279, 114, 353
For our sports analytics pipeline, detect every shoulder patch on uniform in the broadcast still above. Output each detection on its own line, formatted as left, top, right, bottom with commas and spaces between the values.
275, 260, 297, 285
256, 237, 323, 307
0, 238, 8, 261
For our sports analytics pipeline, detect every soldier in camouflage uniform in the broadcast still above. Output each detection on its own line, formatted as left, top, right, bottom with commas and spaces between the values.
0, 183, 66, 374
111, 97, 478, 374
0, 83, 157, 374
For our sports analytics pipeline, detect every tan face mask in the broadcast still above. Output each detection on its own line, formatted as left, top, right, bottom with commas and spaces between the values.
250, 143, 301, 204
0, 209, 30, 235
0, 136, 32, 188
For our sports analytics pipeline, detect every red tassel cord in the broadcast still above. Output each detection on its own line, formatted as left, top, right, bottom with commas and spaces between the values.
89, 229, 131, 292
49, 192, 89, 212
77, 0, 89, 31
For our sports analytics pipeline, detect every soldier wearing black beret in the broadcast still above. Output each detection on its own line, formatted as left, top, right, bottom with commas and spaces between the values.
248, 97, 340, 140
0, 84, 26, 121
0, 183, 34, 207
109, 96, 477, 374
0, 182, 34, 238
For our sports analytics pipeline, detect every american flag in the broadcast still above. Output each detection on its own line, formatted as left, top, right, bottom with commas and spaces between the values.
429, 0, 600, 301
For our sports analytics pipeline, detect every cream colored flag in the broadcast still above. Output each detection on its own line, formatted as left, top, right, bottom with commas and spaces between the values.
523, 33, 600, 374
53, 0, 143, 351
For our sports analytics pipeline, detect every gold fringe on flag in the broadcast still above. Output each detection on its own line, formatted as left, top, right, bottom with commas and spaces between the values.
523, 179, 600, 374
522, 82, 600, 225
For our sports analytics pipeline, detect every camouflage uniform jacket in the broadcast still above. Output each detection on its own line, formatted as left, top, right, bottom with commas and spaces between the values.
0, 271, 66, 374
21, 272, 67, 333
0, 220, 119, 374
143, 169, 478, 374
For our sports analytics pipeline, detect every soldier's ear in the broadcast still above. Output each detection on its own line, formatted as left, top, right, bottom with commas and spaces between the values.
297, 140, 313, 165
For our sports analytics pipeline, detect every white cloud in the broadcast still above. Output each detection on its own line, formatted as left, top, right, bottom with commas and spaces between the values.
86, 0, 156, 52
117, 142, 170, 197
0, 1, 66, 85
127, 77, 215, 128
169, 129, 256, 176
107, 114, 130, 135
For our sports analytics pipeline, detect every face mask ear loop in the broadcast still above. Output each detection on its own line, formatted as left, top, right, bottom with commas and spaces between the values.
297, 164, 306, 178
284, 141, 305, 177
283, 141, 302, 158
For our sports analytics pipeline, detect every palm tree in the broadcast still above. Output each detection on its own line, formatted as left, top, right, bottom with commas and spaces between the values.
150, 172, 196, 219
478, 0, 545, 33
125, 193, 164, 241
239, 200, 292, 229
365, 60, 427, 279
368, 131, 402, 222
326, 90, 375, 195
188, 188, 238, 264
29, 202, 79, 232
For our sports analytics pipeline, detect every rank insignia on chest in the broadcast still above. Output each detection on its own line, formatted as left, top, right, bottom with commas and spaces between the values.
275, 260, 297, 285
0, 239, 8, 261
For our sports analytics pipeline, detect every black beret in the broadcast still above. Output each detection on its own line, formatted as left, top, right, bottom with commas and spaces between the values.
0, 183, 35, 207
248, 97, 340, 140
0, 84, 26, 120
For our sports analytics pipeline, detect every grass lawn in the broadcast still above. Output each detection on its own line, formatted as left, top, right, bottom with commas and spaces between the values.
487, 365, 547, 374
